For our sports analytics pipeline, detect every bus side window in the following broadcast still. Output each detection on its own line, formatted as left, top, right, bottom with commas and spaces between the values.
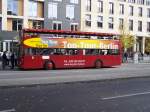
85, 49, 90, 55
111, 49, 119, 55
102, 50, 108, 55
74, 50, 78, 55
107, 49, 111, 55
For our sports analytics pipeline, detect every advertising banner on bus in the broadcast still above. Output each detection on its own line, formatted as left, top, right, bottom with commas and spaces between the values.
23, 37, 119, 49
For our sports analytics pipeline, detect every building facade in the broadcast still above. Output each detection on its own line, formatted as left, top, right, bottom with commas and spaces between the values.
0, 0, 44, 52
44, 0, 80, 31
0, 0, 150, 55
0, 0, 81, 52
80, 0, 150, 54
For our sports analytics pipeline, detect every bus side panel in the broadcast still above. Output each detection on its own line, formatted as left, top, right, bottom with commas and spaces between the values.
49, 55, 67, 68
83, 55, 122, 68
50, 55, 84, 69
21, 55, 43, 69
97, 55, 122, 67
64, 55, 84, 68
83, 55, 114, 68
83, 55, 97, 68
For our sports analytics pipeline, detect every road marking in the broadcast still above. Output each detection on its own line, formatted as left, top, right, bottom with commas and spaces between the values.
0, 108, 15, 112
102, 91, 150, 100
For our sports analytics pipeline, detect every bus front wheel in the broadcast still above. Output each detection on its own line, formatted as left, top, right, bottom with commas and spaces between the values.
95, 60, 102, 69
44, 61, 54, 70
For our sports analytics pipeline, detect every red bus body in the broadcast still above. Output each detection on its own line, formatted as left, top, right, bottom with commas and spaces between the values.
18, 29, 122, 70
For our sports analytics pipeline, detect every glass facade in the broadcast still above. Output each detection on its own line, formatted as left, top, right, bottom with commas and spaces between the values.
70, 0, 78, 4
0, 18, 1, 30
85, 14, 91, 27
97, 16, 103, 28
129, 19, 133, 31
7, 0, 18, 15
86, 0, 91, 12
28, 1, 37, 17
48, 2, 57, 19
66, 5, 75, 19
108, 17, 114, 29
12, 19, 23, 31
70, 23, 78, 31
119, 18, 124, 29
98, 0, 103, 13
119, 4, 124, 15
33, 21, 44, 29
53, 22, 62, 30
109, 2, 114, 14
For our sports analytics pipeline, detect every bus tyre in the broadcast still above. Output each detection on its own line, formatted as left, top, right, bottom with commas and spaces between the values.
95, 60, 102, 69
44, 61, 53, 70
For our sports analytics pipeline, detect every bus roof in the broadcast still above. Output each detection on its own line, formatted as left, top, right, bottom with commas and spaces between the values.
22, 29, 118, 37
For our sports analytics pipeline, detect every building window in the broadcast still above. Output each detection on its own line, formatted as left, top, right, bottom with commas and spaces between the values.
129, 19, 133, 31
119, 4, 124, 15
128, 0, 135, 3
86, 0, 91, 12
138, 7, 142, 17
119, 0, 126, 1
137, 0, 144, 4
0, 0, 1, 14
85, 14, 91, 27
70, 0, 78, 4
70, 23, 78, 31
138, 21, 142, 32
147, 22, 150, 32
66, 5, 74, 20
108, 17, 114, 29
0, 42, 3, 52
129, 5, 133, 16
146, 0, 150, 5
7, 0, 18, 15
12, 19, 22, 31
28, 1, 37, 17
53, 22, 62, 30
48, 3, 57, 19
119, 18, 124, 29
54, 0, 62, 1
33, 21, 44, 29
0, 18, 1, 30
97, 0, 103, 13
97, 16, 103, 28
147, 8, 150, 18
109, 2, 114, 14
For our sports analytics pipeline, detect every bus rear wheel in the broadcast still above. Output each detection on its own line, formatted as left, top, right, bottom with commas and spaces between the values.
44, 61, 54, 70
95, 60, 102, 69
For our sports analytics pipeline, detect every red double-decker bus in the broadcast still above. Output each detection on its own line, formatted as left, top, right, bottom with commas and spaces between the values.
18, 29, 122, 70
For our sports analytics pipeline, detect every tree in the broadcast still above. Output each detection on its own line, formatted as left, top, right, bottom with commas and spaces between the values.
120, 34, 135, 49
119, 22, 135, 51
145, 38, 150, 54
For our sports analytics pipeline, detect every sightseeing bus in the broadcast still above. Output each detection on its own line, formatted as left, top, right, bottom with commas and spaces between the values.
18, 29, 122, 70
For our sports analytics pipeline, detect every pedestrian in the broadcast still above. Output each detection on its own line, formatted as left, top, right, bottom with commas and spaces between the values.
124, 52, 128, 63
2, 51, 7, 70
14, 53, 18, 66
6, 51, 11, 66
10, 52, 15, 69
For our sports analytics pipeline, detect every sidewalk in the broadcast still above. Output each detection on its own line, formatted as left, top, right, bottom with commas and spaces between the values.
0, 63, 150, 87
126, 56, 150, 63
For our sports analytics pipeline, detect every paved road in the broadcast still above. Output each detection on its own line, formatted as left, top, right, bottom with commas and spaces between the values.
0, 63, 150, 86
1, 77, 150, 112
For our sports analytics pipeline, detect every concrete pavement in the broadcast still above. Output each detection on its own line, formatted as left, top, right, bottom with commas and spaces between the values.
0, 63, 150, 87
